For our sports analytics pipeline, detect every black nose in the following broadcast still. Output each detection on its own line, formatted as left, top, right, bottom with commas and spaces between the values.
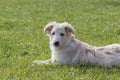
54, 41, 59, 47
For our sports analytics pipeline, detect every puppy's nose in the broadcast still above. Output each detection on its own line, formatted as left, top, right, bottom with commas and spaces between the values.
54, 41, 59, 47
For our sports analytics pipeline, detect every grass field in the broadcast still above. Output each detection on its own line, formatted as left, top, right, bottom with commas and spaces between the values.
0, 0, 120, 80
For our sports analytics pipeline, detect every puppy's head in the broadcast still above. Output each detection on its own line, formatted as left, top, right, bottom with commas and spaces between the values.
44, 22, 75, 49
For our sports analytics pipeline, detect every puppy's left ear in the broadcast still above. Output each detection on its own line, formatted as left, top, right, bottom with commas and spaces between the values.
44, 22, 56, 34
63, 22, 75, 34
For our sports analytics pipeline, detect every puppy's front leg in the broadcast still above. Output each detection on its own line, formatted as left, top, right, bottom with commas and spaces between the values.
33, 59, 51, 65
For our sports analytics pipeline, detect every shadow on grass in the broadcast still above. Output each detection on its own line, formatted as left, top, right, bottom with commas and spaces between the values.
92, 0, 120, 7
105, 1, 120, 7
35, 63, 120, 70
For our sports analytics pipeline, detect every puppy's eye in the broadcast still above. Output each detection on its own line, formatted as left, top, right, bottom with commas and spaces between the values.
60, 33, 64, 36
52, 32, 55, 35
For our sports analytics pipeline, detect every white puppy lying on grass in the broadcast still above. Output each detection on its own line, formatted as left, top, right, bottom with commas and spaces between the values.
33, 22, 120, 68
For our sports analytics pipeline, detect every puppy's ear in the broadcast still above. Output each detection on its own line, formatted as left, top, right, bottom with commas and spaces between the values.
44, 22, 56, 34
63, 22, 75, 34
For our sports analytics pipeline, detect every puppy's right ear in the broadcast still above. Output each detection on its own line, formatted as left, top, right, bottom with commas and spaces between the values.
44, 22, 56, 34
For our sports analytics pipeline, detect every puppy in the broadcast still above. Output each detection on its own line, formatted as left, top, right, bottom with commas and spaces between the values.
33, 22, 120, 67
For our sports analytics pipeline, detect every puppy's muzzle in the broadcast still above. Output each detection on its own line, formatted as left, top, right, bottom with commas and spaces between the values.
54, 41, 59, 47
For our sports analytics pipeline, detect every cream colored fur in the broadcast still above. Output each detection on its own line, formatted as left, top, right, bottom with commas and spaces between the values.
33, 22, 120, 67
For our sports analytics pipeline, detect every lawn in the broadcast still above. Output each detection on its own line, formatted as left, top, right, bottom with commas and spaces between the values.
0, 0, 120, 80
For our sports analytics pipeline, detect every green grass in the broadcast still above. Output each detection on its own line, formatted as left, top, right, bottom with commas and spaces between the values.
0, 0, 120, 79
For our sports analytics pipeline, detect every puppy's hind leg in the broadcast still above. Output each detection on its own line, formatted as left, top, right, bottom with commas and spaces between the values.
33, 59, 51, 65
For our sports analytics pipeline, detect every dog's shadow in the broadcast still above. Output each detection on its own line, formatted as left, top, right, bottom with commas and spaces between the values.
62, 64, 120, 75
39, 63, 120, 70
33, 63, 120, 77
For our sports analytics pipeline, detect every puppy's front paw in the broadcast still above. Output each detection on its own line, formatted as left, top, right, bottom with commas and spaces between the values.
33, 60, 44, 65
33, 59, 52, 66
